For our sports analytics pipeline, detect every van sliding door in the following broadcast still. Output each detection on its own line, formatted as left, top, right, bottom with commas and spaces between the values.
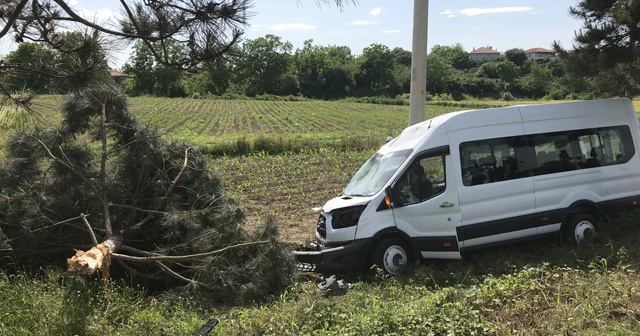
456, 135, 538, 249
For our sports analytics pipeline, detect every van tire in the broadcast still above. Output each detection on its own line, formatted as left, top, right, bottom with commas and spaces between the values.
370, 236, 412, 274
564, 213, 598, 244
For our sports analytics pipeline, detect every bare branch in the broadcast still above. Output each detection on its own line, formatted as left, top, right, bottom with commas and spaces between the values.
113, 240, 270, 263
99, 103, 112, 235
109, 203, 168, 215
29, 215, 82, 232
80, 213, 98, 246
153, 260, 210, 289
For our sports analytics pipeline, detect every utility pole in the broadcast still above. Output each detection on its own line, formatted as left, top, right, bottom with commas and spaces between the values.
408, 0, 429, 126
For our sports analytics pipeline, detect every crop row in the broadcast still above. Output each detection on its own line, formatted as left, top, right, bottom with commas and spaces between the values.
128, 98, 413, 137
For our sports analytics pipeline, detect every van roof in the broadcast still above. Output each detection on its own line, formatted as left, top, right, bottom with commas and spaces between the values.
444, 98, 633, 132
383, 98, 634, 153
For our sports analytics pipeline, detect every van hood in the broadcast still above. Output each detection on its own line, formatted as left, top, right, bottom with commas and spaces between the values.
322, 195, 372, 213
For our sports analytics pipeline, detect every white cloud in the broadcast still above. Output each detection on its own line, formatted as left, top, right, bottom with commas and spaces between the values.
370, 7, 382, 16
348, 20, 378, 26
383, 30, 401, 33
440, 7, 533, 18
269, 23, 315, 32
64, 0, 80, 6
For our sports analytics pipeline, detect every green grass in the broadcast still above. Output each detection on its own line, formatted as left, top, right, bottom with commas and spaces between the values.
0, 271, 205, 335
2, 210, 640, 335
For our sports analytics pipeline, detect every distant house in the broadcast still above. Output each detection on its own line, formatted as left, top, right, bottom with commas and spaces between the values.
524, 47, 556, 63
469, 46, 501, 62
110, 70, 129, 84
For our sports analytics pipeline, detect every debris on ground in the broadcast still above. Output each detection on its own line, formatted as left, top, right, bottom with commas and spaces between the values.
317, 274, 353, 297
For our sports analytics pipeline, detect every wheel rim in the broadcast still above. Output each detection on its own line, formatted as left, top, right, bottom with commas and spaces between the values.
382, 245, 407, 274
574, 220, 595, 243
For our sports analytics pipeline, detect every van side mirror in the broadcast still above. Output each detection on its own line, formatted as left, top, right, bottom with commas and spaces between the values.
384, 186, 397, 208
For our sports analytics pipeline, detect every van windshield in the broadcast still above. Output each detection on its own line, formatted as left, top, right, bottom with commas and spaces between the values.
343, 149, 413, 197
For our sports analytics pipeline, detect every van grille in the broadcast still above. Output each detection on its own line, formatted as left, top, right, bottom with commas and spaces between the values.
316, 214, 327, 239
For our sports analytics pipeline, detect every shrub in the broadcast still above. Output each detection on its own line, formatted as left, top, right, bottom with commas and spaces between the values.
501, 92, 515, 101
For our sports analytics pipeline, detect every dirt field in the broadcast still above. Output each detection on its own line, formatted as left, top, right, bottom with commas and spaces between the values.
212, 149, 372, 243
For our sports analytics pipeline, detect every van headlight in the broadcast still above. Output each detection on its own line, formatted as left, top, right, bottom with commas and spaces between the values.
331, 206, 364, 229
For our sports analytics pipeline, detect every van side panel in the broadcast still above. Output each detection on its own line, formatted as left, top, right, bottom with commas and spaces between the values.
521, 100, 640, 227
448, 108, 539, 247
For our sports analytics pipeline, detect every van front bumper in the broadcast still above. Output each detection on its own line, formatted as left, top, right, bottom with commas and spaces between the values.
293, 239, 370, 274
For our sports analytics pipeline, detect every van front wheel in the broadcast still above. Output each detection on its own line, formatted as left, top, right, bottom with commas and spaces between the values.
370, 237, 411, 274
564, 213, 598, 244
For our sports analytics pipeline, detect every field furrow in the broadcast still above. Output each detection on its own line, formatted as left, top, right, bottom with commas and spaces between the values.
196, 99, 223, 135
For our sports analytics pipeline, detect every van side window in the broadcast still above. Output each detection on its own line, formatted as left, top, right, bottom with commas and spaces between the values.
532, 125, 635, 175
459, 125, 635, 185
459, 136, 533, 186
397, 155, 446, 205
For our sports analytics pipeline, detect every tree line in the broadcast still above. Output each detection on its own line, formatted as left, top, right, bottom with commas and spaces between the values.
1, 34, 600, 102
115, 36, 580, 101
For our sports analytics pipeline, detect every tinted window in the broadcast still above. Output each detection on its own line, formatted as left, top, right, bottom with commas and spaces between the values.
459, 125, 636, 186
459, 136, 534, 186
531, 126, 635, 175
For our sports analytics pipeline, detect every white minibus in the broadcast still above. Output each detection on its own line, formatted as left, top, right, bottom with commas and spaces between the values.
295, 98, 640, 274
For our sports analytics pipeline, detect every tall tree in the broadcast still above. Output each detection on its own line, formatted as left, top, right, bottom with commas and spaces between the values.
122, 42, 156, 96
234, 34, 297, 96
430, 44, 476, 70
504, 48, 528, 67
3, 43, 55, 93
554, 0, 640, 98
294, 40, 356, 99
356, 44, 397, 96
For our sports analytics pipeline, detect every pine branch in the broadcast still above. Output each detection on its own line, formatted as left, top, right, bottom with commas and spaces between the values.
33, 137, 103, 201
113, 240, 270, 263
129, 147, 191, 230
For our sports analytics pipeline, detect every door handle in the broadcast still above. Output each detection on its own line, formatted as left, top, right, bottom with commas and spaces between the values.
440, 202, 455, 208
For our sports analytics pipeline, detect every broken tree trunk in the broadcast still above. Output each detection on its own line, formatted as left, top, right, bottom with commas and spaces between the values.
67, 235, 122, 279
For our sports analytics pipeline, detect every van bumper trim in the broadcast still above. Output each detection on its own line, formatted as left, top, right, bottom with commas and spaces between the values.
293, 239, 369, 274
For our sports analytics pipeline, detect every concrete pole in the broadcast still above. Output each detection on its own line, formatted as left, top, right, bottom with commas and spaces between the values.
408, 0, 429, 126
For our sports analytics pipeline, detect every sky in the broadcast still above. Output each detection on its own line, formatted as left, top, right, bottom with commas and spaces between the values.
0, 0, 585, 69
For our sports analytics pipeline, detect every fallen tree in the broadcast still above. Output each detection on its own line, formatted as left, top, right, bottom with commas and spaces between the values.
0, 84, 296, 302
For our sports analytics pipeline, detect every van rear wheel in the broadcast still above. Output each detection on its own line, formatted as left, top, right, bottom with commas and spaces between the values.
370, 237, 411, 274
564, 213, 598, 244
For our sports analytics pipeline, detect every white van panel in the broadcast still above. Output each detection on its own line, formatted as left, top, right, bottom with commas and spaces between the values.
392, 155, 461, 242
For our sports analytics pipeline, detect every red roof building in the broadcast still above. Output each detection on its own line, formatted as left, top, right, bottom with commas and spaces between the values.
110, 70, 129, 84
469, 46, 501, 62
524, 47, 556, 62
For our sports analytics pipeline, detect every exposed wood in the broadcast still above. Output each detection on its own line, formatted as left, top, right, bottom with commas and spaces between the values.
67, 236, 120, 277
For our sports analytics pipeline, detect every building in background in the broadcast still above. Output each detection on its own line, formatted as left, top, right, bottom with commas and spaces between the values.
469, 46, 501, 62
524, 47, 556, 63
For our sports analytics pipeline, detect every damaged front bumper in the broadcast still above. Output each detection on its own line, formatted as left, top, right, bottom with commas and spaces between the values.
293, 239, 370, 274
